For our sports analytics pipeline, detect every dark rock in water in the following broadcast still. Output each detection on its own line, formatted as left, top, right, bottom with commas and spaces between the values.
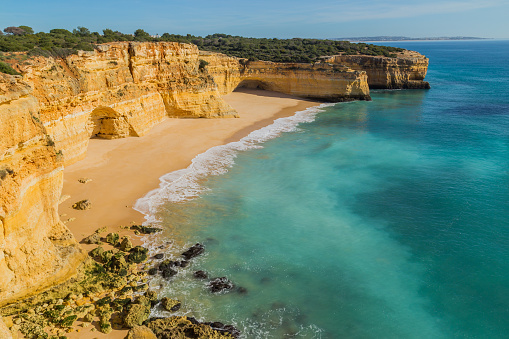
153, 253, 164, 259
187, 317, 200, 325
182, 243, 205, 260
207, 277, 234, 293
175, 260, 189, 268
130, 225, 162, 234
82, 232, 101, 244
236, 286, 248, 294
161, 268, 178, 279
148, 267, 158, 276
72, 199, 91, 210
127, 246, 148, 263
223, 324, 241, 338
159, 259, 176, 271
209, 321, 225, 329
193, 270, 208, 279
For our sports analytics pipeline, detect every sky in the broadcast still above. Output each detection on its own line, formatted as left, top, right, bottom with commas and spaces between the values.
2, 0, 508, 39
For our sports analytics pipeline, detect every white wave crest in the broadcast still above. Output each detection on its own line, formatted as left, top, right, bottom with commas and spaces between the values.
134, 103, 334, 224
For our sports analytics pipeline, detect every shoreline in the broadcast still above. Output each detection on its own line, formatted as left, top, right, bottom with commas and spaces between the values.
58, 88, 320, 338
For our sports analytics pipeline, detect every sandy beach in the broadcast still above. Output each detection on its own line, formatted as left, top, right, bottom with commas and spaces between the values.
58, 88, 319, 338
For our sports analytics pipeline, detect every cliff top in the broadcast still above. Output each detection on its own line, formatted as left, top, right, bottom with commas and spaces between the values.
0, 27, 406, 67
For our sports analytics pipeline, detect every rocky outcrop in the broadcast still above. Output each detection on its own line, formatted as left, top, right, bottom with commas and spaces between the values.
0, 74, 85, 307
0, 42, 428, 309
22, 42, 238, 166
325, 51, 430, 89
201, 51, 371, 102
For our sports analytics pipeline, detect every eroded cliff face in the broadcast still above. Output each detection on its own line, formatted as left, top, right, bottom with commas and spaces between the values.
326, 51, 430, 89
22, 42, 238, 166
0, 42, 428, 308
0, 74, 85, 307
200, 51, 371, 102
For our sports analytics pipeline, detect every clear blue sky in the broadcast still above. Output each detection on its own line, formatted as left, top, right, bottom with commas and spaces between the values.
2, 0, 508, 39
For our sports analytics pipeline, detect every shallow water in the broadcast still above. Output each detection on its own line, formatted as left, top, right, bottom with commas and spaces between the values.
137, 40, 509, 338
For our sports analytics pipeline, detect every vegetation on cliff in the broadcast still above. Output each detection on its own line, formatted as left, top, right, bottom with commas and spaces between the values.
0, 26, 403, 67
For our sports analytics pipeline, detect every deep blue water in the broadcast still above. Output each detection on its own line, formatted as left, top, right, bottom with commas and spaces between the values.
139, 40, 509, 338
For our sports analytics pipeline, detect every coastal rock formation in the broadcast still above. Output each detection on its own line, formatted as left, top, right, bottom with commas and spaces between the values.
0, 74, 85, 307
0, 41, 428, 309
325, 51, 430, 89
21, 42, 238, 166
201, 51, 371, 101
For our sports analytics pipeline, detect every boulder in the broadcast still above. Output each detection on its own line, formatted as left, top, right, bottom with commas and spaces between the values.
120, 236, 133, 251
105, 232, 120, 246
124, 304, 150, 328
182, 243, 205, 260
72, 199, 91, 210
127, 246, 148, 264
161, 297, 181, 312
82, 232, 101, 244
125, 325, 157, 339
193, 270, 208, 279
207, 277, 234, 293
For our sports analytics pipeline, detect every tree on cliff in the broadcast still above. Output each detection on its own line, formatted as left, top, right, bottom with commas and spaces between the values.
134, 29, 151, 42
3, 27, 25, 35
18, 26, 34, 34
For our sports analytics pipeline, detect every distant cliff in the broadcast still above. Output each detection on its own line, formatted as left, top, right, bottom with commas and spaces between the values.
0, 41, 428, 307
325, 51, 430, 89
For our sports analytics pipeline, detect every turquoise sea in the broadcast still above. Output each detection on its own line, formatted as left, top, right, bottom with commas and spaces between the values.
136, 40, 509, 338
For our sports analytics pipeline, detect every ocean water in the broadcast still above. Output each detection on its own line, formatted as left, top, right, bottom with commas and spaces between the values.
136, 40, 509, 338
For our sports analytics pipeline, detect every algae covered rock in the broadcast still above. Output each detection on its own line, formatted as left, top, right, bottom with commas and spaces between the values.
147, 316, 238, 338
72, 199, 91, 210
161, 297, 181, 312
130, 225, 162, 234
124, 303, 150, 328
82, 232, 101, 244
127, 246, 148, 264
98, 305, 113, 334
120, 236, 133, 251
125, 325, 157, 339
105, 232, 120, 246
89, 246, 105, 260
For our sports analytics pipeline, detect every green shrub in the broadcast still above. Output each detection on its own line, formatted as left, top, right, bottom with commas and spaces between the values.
0, 61, 20, 75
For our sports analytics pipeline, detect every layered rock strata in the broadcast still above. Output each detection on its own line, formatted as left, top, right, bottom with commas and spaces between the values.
0, 74, 85, 307
325, 51, 430, 89
22, 42, 239, 166
0, 41, 428, 309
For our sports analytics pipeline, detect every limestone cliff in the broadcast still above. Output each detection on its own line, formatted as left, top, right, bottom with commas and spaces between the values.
0, 41, 428, 308
0, 74, 85, 307
325, 51, 430, 89
201, 51, 371, 101
22, 42, 238, 166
